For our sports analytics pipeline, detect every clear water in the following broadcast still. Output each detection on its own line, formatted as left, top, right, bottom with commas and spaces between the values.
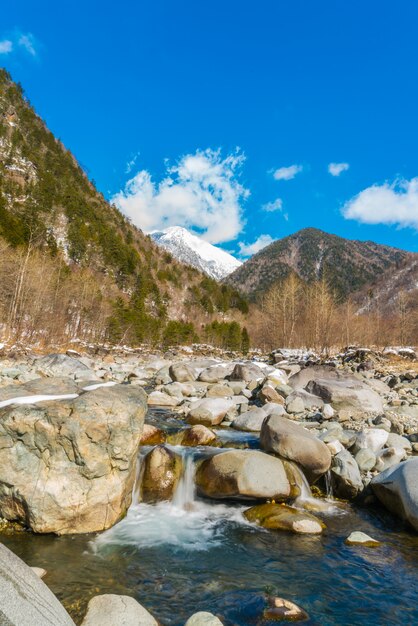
1, 408, 417, 625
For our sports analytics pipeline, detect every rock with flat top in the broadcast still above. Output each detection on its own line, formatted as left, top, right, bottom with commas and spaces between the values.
185, 612, 223, 626
81, 594, 157, 626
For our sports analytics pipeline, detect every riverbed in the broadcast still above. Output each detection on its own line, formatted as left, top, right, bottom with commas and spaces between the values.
1, 407, 418, 625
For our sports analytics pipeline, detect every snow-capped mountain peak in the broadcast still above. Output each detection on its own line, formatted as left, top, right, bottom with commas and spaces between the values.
150, 226, 242, 280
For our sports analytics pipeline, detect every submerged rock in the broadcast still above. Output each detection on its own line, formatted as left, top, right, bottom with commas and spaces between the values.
81, 594, 158, 626
371, 458, 418, 531
0, 543, 75, 625
0, 384, 147, 534
260, 414, 331, 481
345, 531, 380, 547
264, 596, 309, 622
141, 445, 182, 503
196, 450, 291, 501
244, 502, 324, 534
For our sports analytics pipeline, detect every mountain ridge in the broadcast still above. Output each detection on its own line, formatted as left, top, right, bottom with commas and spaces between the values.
225, 226, 415, 300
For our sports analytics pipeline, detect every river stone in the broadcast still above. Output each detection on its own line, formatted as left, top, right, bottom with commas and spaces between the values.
0, 377, 81, 402
331, 449, 363, 499
196, 450, 291, 501
0, 385, 147, 534
185, 612, 223, 626
345, 531, 380, 547
187, 398, 235, 426
140, 424, 166, 445
287, 390, 324, 412
258, 385, 285, 405
229, 362, 265, 382
0, 542, 75, 625
206, 383, 233, 398
322, 403, 335, 419
169, 363, 197, 383
374, 447, 405, 473
355, 448, 376, 472
147, 390, 181, 406
386, 433, 412, 453
371, 458, 418, 530
198, 364, 234, 383
81, 594, 157, 626
35, 353, 92, 378
263, 402, 286, 417
288, 365, 340, 390
264, 597, 308, 622
306, 378, 383, 414
244, 503, 324, 534
232, 407, 267, 432
354, 428, 388, 453
260, 414, 331, 480
181, 425, 216, 446
141, 445, 182, 502
31, 566, 47, 578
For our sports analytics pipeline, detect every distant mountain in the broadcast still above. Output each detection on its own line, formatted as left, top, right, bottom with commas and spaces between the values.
151, 226, 242, 280
354, 254, 418, 313
225, 227, 413, 300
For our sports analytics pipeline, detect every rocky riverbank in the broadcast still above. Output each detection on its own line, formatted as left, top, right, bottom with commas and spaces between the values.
0, 346, 417, 624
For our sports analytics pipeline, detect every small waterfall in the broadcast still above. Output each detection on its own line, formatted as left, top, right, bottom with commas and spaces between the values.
324, 470, 334, 500
297, 467, 313, 500
132, 446, 151, 506
172, 452, 196, 511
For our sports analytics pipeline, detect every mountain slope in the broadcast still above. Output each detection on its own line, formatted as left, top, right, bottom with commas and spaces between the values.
226, 227, 413, 300
151, 226, 242, 280
0, 69, 248, 346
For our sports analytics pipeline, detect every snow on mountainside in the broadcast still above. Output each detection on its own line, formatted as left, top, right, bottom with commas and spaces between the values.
150, 226, 242, 280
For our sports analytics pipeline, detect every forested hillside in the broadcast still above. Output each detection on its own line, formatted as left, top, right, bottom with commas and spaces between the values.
0, 69, 248, 348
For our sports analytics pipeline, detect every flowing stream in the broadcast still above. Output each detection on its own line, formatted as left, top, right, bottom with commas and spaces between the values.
1, 406, 418, 625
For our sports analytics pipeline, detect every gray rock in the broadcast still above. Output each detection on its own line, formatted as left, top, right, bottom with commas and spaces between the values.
169, 363, 197, 383
229, 362, 264, 382
196, 450, 291, 501
0, 543, 75, 625
187, 398, 235, 426
355, 448, 377, 472
263, 402, 286, 417
345, 531, 380, 547
386, 433, 412, 453
322, 404, 335, 419
260, 414, 331, 480
198, 363, 234, 383
286, 390, 324, 412
372, 458, 418, 530
147, 390, 181, 406
0, 385, 147, 534
331, 449, 363, 499
374, 447, 406, 472
232, 407, 267, 432
206, 383, 232, 398
35, 353, 91, 378
81, 594, 157, 626
307, 378, 383, 414
285, 395, 306, 414
288, 365, 340, 390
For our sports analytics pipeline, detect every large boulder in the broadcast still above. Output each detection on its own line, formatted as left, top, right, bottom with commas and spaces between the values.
0, 385, 147, 534
81, 594, 157, 626
260, 414, 331, 480
0, 542, 75, 625
288, 365, 340, 390
141, 445, 182, 503
196, 450, 291, 501
198, 363, 234, 383
187, 398, 235, 426
229, 362, 265, 382
35, 353, 92, 378
306, 378, 383, 414
181, 425, 217, 446
371, 459, 418, 531
169, 363, 197, 383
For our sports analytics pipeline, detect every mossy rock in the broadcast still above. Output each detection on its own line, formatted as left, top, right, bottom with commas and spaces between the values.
244, 503, 325, 534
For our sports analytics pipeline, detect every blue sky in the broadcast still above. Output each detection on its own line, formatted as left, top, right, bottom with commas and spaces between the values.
2, 0, 418, 256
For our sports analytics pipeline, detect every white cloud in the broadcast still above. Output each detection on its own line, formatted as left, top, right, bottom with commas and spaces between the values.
328, 162, 349, 177
262, 198, 283, 212
342, 177, 418, 230
273, 164, 303, 181
0, 40, 13, 54
238, 234, 273, 257
18, 33, 36, 56
112, 148, 249, 244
